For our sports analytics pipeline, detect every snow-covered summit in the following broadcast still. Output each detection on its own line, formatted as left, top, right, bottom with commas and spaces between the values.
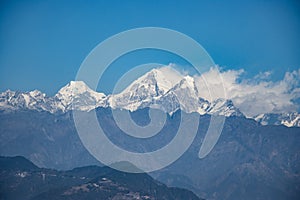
108, 67, 183, 111
53, 81, 106, 112
254, 112, 300, 127
207, 99, 244, 117
122, 67, 182, 94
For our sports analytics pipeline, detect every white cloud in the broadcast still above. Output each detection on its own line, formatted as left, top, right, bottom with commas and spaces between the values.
253, 71, 272, 81
195, 67, 300, 117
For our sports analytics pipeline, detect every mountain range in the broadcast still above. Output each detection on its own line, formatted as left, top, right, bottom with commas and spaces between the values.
1, 67, 300, 199
1, 67, 299, 127
1, 107, 299, 199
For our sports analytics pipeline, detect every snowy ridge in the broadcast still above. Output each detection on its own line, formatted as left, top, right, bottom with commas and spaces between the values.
0, 89, 50, 112
0, 81, 107, 113
254, 112, 300, 127
0, 67, 298, 127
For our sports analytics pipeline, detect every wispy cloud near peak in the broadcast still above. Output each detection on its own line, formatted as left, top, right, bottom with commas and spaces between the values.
194, 67, 300, 117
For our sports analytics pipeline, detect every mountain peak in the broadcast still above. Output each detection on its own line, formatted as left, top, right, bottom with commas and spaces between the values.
254, 112, 300, 127
126, 67, 183, 94
57, 81, 92, 95
109, 67, 183, 111
183, 75, 194, 83
175, 75, 198, 94
28, 90, 46, 98
54, 81, 106, 112
207, 98, 244, 117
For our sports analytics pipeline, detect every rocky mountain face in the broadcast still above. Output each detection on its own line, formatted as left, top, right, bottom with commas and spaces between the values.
0, 68, 298, 127
0, 156, 201, 200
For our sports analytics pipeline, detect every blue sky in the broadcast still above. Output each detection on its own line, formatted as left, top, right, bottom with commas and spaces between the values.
0, 0, 300, 95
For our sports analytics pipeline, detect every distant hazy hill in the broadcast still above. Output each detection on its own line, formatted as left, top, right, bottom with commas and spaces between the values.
0, 156, 201, 200
0, 108, 299, 199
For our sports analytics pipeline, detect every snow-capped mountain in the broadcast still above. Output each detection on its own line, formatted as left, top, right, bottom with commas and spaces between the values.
206, 98, 244, 117
53, 81, 107, 112
108, 68, 182, 111
0, 67, 298, 127
107, 68, 244, 116
159, 76, 203, 114
254, 112, 300, 127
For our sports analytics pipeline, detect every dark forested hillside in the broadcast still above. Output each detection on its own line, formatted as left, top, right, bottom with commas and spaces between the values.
0, 156, 201, 200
